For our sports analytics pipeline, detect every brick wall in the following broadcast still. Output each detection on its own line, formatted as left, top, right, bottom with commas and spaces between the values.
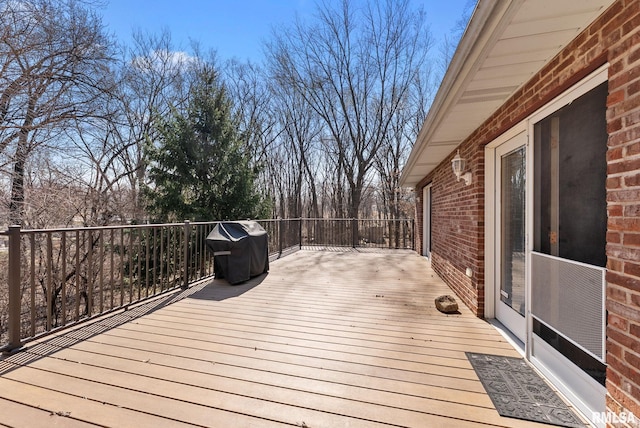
602, 0, 640, 423
417, 144, 485, 318
413, 0, 640, 422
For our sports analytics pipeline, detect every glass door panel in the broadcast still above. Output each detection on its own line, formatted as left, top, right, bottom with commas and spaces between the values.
501, 147, 526, 316
495, 131, 527, 342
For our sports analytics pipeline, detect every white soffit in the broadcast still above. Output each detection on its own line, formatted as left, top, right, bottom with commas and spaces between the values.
400, 0, 615, 188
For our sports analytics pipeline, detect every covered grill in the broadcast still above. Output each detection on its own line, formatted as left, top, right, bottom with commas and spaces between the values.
205, 221, 269, 284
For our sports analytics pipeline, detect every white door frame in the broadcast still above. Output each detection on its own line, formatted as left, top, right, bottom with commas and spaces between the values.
495, 131, 528, 344
485, 127, 529, 349
525, 65, 608, 425
484, 123, 527, 322
485, 65, 609, 426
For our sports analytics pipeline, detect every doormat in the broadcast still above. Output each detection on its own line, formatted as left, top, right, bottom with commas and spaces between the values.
466, 352, 586, 427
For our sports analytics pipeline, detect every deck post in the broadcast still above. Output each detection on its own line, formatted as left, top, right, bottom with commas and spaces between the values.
351, 218, 358, 248
411, 219, 416, 250
298, 218, 303, 249
7, 225, 22, 351
278, 218, 283, 257
182, 220, 190, 289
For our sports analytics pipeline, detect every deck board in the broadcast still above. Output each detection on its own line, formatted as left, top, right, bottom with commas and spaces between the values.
0, 249, 575, 427
0, 396, 96, 428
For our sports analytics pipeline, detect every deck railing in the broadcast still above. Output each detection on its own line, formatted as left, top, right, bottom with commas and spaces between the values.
0, 218, 414, 351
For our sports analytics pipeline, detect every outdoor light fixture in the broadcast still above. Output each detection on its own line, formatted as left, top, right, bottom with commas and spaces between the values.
451, 150, 472, 185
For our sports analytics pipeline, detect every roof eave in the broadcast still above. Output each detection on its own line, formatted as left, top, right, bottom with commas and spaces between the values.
400, 0, 615, 188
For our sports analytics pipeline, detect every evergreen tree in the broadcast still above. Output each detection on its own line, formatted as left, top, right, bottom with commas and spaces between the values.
144, 65, 270, 222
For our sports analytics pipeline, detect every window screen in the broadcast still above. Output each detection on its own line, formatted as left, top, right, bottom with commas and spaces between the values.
533, 82, 607, 267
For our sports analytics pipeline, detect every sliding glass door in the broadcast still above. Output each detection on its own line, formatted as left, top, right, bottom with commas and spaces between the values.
495, 132, 527, 341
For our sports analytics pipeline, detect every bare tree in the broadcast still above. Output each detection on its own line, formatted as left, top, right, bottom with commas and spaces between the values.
112, 29, 192, 222
267, 0, 431, 219
270, 81, 323, 218
222, 59, 282, 217
223, 59, 277, 164
373, 64, 436, 223
63, 110, 136, 226
0, 0, 115, 225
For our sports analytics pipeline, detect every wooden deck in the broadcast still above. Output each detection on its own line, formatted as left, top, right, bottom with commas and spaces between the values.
0, 249, 562, 427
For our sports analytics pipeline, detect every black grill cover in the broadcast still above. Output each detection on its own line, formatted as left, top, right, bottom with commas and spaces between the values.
205, 221, 269, 285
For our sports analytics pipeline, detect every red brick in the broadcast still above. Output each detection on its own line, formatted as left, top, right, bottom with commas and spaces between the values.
624, 174, 640, 187
625, 262, 640, 279
608, 283, 629, 303
608, 176, 622, 189
608, 299, 640, 324
608, 117, 624, 133
608, 217, 640, 232
617, 87, 640, 112
610, 27, 640, 62
630, 42, 640, 65
609, 58, 625, 77
609, 231, 623, 244
627, 110, 640, 127
608, 352, 634, 379
610, 312, 630, 331
624, 350, 640, 373
607, 244, 640, 261
609, 89, 626, 105
631, 323, 640, 339
621, 11, 640, 40
607, 157, 640, 174
579, 33, 600, 56
608, 189, 640, 203
608, 338, 625, 359
599, 0, 625, 31
624, 204, 640, 217
607, 365, 622, 388
629, 79, 640, 97
628, 141, 640, 156
625, 234, 640, 247
621, 385, 640, 418
608, 270, 640, 291
609, 204, 624, 217
610, 68, 634, 91
609, 258, 625, 272
607, 382, 640, 418
607, 146, 624, 161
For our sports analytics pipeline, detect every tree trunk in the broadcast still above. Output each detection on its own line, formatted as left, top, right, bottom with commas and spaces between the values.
9, 105, 34, 225
9, 141, 26, 225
